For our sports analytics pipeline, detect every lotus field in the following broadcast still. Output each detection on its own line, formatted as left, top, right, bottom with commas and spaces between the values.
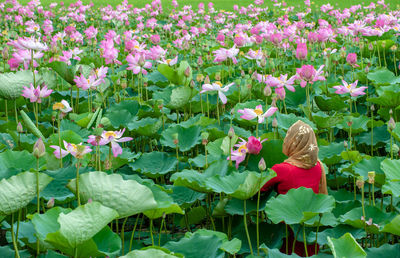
1, 0, 400, 257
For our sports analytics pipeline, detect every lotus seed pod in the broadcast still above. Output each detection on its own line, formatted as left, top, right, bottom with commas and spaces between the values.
356, 176, 364, 189
264, 86, 272, 96
196, 74, 204, 82
260, 57, 266, 67
33, 138, 46, 159
392, 144, 399, 154
17, 122, 23, 133
215, 72, 221, 81
370, 105, 375, 111
368, 171, 375, 184
258, 157, 266, 171
390, 45, 397, 51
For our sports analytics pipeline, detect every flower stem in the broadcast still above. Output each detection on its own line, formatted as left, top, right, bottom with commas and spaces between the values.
129, 214, 141, 252
11, 212, 20, 258
57, 113, 63, 168
243, 200, 253, 255
150, 219, 154, 246
303, 224, 308, 257
121, 217, 128, 255
76, 159, 81, 206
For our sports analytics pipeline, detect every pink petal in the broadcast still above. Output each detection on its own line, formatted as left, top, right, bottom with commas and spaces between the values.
111, 141, 122, 157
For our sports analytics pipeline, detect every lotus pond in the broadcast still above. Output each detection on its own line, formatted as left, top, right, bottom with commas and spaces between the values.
0, 0, 400, 257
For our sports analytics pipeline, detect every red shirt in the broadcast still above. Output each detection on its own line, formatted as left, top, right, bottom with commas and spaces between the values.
261, 162, 322, 194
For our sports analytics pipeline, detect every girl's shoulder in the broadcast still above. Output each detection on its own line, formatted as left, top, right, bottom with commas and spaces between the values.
271, 162, 293, 174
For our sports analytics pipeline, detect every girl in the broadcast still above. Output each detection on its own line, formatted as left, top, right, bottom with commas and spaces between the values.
262, 120, 328, 256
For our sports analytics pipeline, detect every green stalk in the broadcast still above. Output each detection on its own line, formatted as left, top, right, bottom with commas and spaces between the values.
159, 216, 165, 246
256, 122, 259, 138
361, 183, 367, 235
150, 219, 154, 246
303, 224, 308, 257
57, 113, 63, 168
216, 96, 220, 125
243, 200, 253, 255
76, 159, 81, 206
11, 213, 20, 258
121, 217, 128, 255
292, 225, 301, 253
129, 214, 141, 252
372, 183, 375, 206
285, 224, 289, 254
36, 158, 40, 256
315, 214, 322, 254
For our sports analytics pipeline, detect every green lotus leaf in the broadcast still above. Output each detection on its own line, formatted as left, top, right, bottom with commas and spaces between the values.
0, 150, 44, 172
170, 169, 213, 193
170, 186, 206, 206
308, 225, 366, 246
368, 85, 400, 107
47, 61, 76, 85
104, 100, 140, 128
319, 142, 345, 165
0, 171, 52, 215
356, 125, 390, 146
0, 70, 36, 99
128, 117, 162, 136
315, 95, 348, 111
67, 171, 157, 218
275, 112, 316, 131
382, 180, 400, 197
265, 187, 335, 225
163, 234, 224, 258
248, 139, 287, 170
167, 86, 193, 109
121, 246, 183, 258
204, 65, 228, 80
161, 124, 201, 151
285, 86, 306, 109
184, 229, 241, 255
205, 170, 276, 200
313, 112, 344, 129
337, 115, 369, 134
339, 206, 396, 234
367, 67, 400, 86
129, 152, 177, 178
353, 157, 385, 186
45, 202, 119, 255
380, 158, 400, 181
177, 61, 192, 86
48, 130, 83, 146
327, 233, 366, 258
158, 63, 178, 84
381, 215, 400, 236
366, 243, 400, 258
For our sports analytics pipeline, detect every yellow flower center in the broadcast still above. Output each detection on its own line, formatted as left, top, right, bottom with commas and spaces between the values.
166, 59, 172, 64
346, 84, 352, 89
53, 102, 65, 110
87, 79, 90, 83
34, 26, 39, 31
105, 131, 117, 138
134, 45, 140, 49
70, 143, 78, 152
254, 108, 263, 116
238, 145, 247, 154
215, 81, 223, 88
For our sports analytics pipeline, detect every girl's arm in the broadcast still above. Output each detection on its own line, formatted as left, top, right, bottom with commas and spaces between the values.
260, 163, 286, 192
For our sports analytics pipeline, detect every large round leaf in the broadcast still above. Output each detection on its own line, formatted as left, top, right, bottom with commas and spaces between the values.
67, 171, 157, 218
161, 124, 201, 151
353, 157, 385, 186
205, 170, 276, 200
45, 202, 118, 251
0, 70, 35, 99
163, 234, 224, 258
0, 171, 53, 215
380, 158, 400, 181
265, 187, 335, 225
327, 233, 366, 258
275, 112, 316, 131
381, 215, 400, 236
121, 247, 183, 258
366, 244, 400, 258
129, 152, 177, 178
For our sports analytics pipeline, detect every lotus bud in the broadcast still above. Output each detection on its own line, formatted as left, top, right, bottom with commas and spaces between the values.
356, 176, 364, 189
228, 127, 235, 139
17, 122, 23, 133
388, 117, 396, 131
2, 46, 8, 60
260, 57, 266, 67
47, 197, 55, 208
389, 109, 393, 115
197, 56, 203, 66
247, 83, 252, 90
184, 67, 191, 77
196, 74, 204, 82
204, 75, 210, 84
201, 132, 209, 145
264, 86, 272, 96
191, 48, 196, 55
370, 105, 375, 112
88, 198, 93, 203
272, 117, 278, 128
241, 70, 246, 77
365, 66, 369, 73
230, 108, 235, 115
368, 171, 375, 184
390, 45, 397, 51
33, 138, 46, 159
392, 144, 399, 154
258, 157, 266, 171
215, 72, 221, 81
368, 43, 373, 50
249, 68, 253, 75
121, 80, 127, 89
344, 141, 348, 149
172, 133, 179, 145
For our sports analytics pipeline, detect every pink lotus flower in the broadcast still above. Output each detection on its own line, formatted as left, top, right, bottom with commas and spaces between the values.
346, 53, 359, 67
247, 136, 265, 154
296, 65, 326, 87
333, 80, 367, 97
245, 48, 263, 60
100, 129, 133, 157
200, 81, 234, 104
10, 37, 48, 51
212, 46, 239, 64
21, 83, 52, 103
50, 141, 92, 159
228, 139, 248, 169
126, 53, 152, 75
238, 104, 278, 123
74, 66, 108, 90
8, 49, 43, 70
296, 43, 307, 60
157, 56, 178, 66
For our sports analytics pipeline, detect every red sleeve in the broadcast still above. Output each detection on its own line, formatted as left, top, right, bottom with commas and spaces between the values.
261, 163, 288, 192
